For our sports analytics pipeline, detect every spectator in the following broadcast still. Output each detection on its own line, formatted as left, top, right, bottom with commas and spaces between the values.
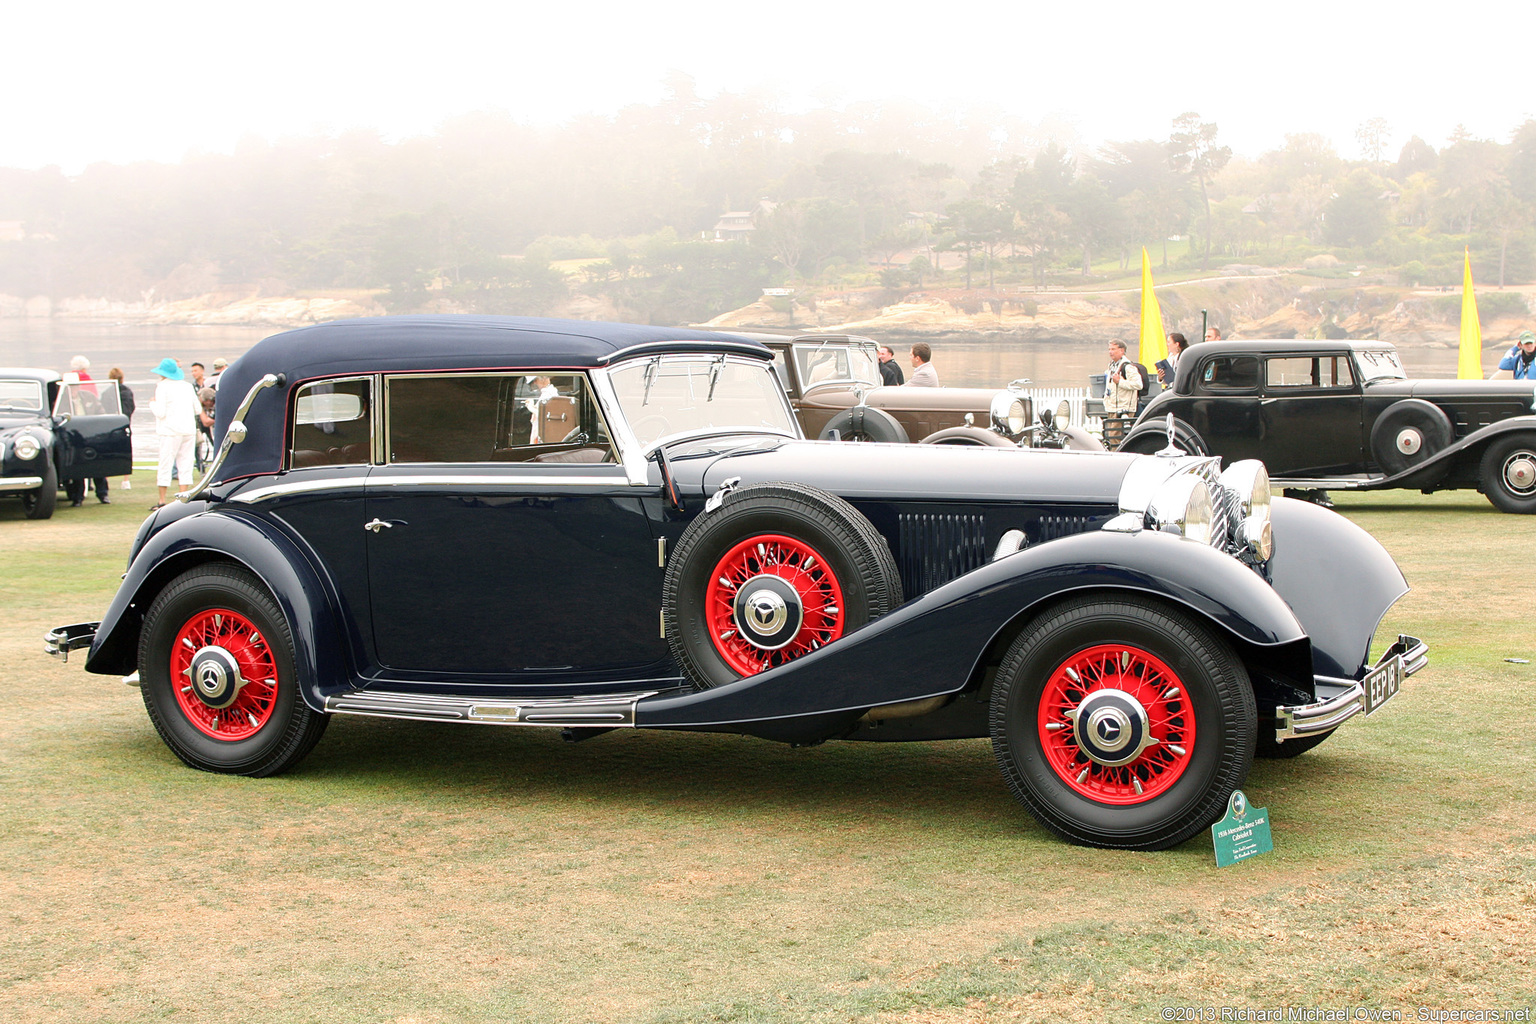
149, 357, 199, 510
188, 362, 207, 390
1494, 331, 1536, 380
208, 357, 228, 389
904, 342, 938, 387
1156, 332, 1189, 389
1205, 326, 1223, 342
1103, 340, 1142, 446
877, 345, 905, 386
109, 367, 135, 492
69, 355, 98, 394
196, 386, 218, 470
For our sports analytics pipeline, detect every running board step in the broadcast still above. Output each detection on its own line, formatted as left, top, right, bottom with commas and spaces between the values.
324, 689, 662, 727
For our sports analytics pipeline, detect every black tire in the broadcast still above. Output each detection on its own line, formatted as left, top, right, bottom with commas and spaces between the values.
1369, 399, 1453, 476
919, 426, 1015, 447
663, 482, 903, 689
990, 594, 1256, 850
138, 564, 328, 776
1479, 433, 1536, 514
21, 456, 57, 520
1255, 727, 1335, 759
818, 406, 910, 444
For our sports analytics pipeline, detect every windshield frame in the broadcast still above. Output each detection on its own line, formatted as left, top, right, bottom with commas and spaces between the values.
602, 353, 800, 456
0, 379, 47, 415
1354, 347, 1407, 384
792, 338, 882, 390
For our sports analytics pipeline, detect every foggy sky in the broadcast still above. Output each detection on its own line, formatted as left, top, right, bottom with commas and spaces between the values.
7, 0, 1533, 172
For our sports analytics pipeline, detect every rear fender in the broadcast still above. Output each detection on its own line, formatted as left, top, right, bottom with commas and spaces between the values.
637, 529, 1312, 733
84, 510, 351, 712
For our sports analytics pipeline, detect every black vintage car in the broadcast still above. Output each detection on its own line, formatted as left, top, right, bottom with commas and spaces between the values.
1118, 339, 1536, 513
1, 368, 132, 519
46, 317, 1426, 850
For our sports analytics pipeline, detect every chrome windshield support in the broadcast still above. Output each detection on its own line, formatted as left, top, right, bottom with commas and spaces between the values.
177, 373, 284, 503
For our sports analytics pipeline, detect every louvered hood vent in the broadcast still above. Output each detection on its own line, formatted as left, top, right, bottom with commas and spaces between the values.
898, 513, 989, 597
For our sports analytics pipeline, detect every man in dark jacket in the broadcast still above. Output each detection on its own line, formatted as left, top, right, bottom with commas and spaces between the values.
877, 345, 904, 386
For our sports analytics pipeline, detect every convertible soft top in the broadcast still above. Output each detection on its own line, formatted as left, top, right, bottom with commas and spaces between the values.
213, 316, 770, 482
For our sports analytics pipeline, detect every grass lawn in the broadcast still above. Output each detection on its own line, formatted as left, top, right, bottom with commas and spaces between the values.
2, 478, 1533, 1022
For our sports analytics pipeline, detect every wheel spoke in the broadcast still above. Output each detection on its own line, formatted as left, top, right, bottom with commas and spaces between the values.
169, 607, 279, 741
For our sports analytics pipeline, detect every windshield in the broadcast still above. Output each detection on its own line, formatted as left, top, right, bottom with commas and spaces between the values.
1356, 348, 1407, 383
794, 341, 881, 388
52, 380, 122, 416
608, 355, 798, 447
0, 380, 45, 413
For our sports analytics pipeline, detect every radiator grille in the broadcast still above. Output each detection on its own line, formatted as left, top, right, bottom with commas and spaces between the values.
898, 513, 988, 596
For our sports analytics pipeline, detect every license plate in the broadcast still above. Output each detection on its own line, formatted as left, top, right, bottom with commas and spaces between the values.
1362, 655, 1403, 716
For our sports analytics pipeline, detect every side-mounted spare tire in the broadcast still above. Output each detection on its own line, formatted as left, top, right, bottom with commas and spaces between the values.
1369, 399, 1453, 477
663, 482, 904, 689
919, 426, 1015, 447
1117, 418, 1208, 457
818, 406, 909, 444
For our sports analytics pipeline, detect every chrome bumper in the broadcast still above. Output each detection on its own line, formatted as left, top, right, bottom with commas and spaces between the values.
44, 622, 99, 662
0, 476, 45, 492
1275, 634, 1427, 741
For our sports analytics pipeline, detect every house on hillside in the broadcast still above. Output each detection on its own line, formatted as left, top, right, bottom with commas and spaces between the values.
709, 199, 776, 242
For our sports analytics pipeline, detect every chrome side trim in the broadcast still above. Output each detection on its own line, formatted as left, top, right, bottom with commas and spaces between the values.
323, 689, 660, 727
0, 477, 45, 491
230, 475, 370, 503
1275, 634, 1427, 741
44, 621, 100, 661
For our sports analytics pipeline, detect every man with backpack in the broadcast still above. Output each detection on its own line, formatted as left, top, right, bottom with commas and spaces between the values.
1104, 339, 1144, 446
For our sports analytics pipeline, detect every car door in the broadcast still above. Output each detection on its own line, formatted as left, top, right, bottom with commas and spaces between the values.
1258, 354, 1365, 476
51, 379, 132, 482
1187, 354, 1263, 464
364, 370, 669, 683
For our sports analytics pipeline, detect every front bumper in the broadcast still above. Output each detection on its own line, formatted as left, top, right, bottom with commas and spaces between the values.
0, 476, 46, 492
1275, 634, 1427, 742
44, 621, 99, 662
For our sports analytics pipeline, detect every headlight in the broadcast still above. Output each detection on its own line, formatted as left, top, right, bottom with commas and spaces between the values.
1054, 400, 1071, 431
1218, 460, 1273, 560
11, 433, 41, 461
1147, 474, 1213, 544
990, 393, 1028, 436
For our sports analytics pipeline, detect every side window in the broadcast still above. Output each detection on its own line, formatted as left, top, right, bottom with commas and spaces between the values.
1331, 356, 1355, 387
290, 378, 371, 468
1265, 356, 1356, 390
386, 372, 614, 465
770, 349, 792, 392
1200, 356, 1260, 392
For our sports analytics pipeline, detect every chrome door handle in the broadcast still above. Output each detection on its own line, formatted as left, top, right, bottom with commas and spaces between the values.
364, 519, 393, 533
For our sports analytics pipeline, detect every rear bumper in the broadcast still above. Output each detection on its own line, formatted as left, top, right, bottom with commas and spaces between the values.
1275, 634, 1428, 741
44, 621, 99, 662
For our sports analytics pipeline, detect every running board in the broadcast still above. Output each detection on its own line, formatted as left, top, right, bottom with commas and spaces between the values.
324, 689, 663, 727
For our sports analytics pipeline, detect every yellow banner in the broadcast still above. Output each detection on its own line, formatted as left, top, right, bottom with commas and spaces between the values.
1459, 249, 1483, 380
1139, 247, 1168, 366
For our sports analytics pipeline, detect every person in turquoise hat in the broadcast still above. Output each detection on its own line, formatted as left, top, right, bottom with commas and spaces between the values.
148, 357, 199, 509
1495, 331, 1536, 380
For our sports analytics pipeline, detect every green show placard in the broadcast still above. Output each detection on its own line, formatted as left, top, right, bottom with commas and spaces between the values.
1211, 789, 1272, 867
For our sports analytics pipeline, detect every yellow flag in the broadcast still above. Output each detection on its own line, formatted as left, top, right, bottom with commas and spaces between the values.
1139, 247, 1168, 366
1458, 249, 1483, 379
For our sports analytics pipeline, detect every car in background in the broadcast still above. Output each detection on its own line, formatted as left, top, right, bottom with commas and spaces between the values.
1118, 339, 1536, 513
758, 333, 1097, 450
1, 368, 132, 519
47, 316, 1424, 851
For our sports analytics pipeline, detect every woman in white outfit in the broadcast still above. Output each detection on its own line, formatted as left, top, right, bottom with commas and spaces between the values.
148, 357, 199, 510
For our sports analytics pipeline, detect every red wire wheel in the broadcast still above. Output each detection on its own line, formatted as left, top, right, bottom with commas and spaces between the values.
1037, 643, 1195, 805
168, 607, 280, 741
704, 533, 846, 676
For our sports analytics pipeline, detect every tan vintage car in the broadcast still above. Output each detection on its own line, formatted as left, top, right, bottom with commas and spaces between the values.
757, 334, 1093, 449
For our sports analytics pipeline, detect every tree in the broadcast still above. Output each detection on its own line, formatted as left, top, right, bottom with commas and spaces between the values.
1168, 113, 1232, 269
1355, 118, 1392, 163
1322, 169, 1390, 248
1395, 136, 1438, 179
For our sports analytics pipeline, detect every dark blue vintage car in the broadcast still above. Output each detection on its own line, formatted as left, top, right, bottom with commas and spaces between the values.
47, 317, 1426, 850
2, 367, 132, 519
1118, 339, 1536, 513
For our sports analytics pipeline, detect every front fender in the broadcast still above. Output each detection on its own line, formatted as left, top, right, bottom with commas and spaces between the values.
1375, 414, 1536, 489
83, 509, 352, 712
1119, 416, 1208, 455
637, 529, 1311, 732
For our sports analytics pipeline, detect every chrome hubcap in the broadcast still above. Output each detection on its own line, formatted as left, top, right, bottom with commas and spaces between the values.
1503, 452, 1536, 494
1395, 428, 1423, 456
1064, 688, 1158, 768
732, 575, 804, 651
183, 645, 247, 709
